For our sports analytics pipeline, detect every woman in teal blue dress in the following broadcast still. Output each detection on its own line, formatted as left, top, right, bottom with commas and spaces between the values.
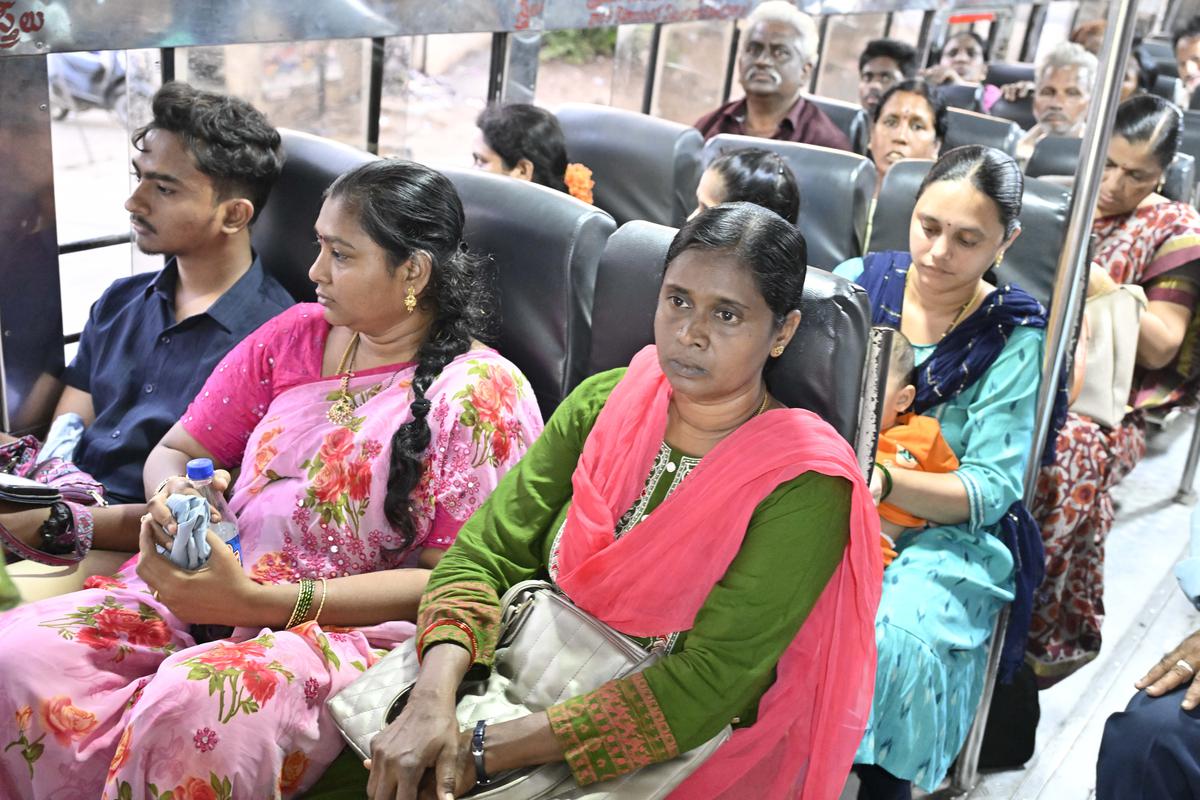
836, 146, 1051, 798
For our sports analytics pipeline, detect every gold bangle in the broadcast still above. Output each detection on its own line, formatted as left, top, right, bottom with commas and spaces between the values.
286, 578, 315, 629
154, 475, 185, 498
313, 578, 328, 625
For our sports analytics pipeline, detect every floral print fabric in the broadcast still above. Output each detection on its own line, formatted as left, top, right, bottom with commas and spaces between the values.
0, 304, 543, 798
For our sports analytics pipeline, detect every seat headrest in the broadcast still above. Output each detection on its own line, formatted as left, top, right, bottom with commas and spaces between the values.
943, 108, 1021, 156
1153, 74, 1183, 102
440, 167, 616, 417
987, 93, 1036, 130
1026, 136, 1081, 179
1181, 110, 1200, 170
936, 82, 983, 112
702, 134, 876, 270
869, 158, 932, 254
555, 103, 704, 228
1139, 40, 1179, 78
986, 62, 1036, 88
870, 160, 1070, 307
252, 129, 378, 302
806, 95, 870, 155
585, 221, 872, 445
1164, 152, 1196, 203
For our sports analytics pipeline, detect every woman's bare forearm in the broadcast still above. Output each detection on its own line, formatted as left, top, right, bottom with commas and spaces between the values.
884, 468, 970, 526
241, 567, 434, 629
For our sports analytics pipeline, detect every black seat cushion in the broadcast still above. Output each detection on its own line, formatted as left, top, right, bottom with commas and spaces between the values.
441, 168, 616, 417
252, 129, 378, 302
703, 134, 876, 270
871, 159, 1070, 307
989, 93, 1036, 131
555, 103, 704, 228
1153, 74, 1183, 101
585, 221, 872, 445
936, 82, 983, 112
807, 94, 870, 155
943, 108, 1022, 156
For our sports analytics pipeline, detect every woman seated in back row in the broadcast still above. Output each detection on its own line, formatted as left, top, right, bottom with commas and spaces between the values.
692, 147, 801, 223
472, 102, 595, 204
362, 203, 882, 798
0, 160, 543, 798
838, 145, 1051, 799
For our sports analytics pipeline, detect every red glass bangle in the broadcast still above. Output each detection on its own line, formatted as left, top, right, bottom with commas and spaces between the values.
417, 619, 478, 663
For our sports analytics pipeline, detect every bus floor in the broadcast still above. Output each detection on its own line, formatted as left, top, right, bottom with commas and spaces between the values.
841, 412, 1200, 800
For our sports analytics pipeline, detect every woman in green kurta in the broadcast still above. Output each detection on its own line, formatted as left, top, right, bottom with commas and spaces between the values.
360, 203, 883, 799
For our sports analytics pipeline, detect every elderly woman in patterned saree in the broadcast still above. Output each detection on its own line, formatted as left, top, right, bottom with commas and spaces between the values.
0, 160, 543, 798
357, 203, 881, 800
837, 146, 1054, 799
1028, 95, 1200, 687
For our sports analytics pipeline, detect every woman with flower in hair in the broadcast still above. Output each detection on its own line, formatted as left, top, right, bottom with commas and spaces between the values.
0, 160, 542, 798
472, 102, 595, 204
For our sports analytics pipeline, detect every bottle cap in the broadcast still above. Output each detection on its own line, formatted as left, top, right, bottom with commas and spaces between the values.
186, 458, 215, 481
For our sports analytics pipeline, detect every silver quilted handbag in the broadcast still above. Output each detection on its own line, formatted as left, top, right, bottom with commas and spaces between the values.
328, 580, 729, 799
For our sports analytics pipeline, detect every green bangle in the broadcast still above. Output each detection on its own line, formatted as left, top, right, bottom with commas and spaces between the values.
874, 461, 894, 501
287, 578, 315, 629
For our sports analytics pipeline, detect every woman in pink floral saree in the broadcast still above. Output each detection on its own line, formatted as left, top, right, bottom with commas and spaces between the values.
0, 160, 543, 799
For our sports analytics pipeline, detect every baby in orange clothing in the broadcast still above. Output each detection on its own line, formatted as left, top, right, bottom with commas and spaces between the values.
875, 332, 959, 564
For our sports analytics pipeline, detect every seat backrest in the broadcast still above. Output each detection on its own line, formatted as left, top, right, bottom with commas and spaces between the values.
988, 92, 1036, 130
986, 61, 1036, 88
702, 133, 876, 270
943, 108, 1022, 156
585, 220, 874, 446
1164, 152, 1197, 203
936, 82, 983, 112
440, 167, 616, 417
1153, 74, 1183, 102
1025, 135, 1080, 178
555, 102, 703, 228
870, 159, 1069, 307
806, 94, 870, 155
1139, 39, 1178, 78
869, 158, 932, 254
252, 128, 378, 302
1181, 111, 1200, 181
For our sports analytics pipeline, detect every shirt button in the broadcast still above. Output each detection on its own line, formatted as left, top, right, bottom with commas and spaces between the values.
144, 383, 155, 393
160, 335, 171, 345
110, 429, 120, 438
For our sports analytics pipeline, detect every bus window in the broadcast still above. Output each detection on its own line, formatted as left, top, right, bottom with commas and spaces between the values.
177, 40, 371, 150
379, 33, 492, 164
887, 10, 928, 54
536, 28, 617, 109
651, 21, 737, 124
815, 14, 889, 103
611, 24, 657, 112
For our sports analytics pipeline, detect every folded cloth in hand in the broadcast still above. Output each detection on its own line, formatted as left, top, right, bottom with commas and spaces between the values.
1175, 505, 1200, 611
158, 493, 211, 570
39, 412, 85, 463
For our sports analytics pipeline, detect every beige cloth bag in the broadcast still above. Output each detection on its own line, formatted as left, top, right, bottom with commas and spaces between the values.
1072, 266, 1148, 429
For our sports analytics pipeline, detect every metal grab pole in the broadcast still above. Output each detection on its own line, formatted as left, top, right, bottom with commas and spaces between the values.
953, 2, 1141, 794
1021, 1, 1139, 505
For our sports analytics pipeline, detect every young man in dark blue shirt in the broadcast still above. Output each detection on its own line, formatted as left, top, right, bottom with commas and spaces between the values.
1, 81, 294, 573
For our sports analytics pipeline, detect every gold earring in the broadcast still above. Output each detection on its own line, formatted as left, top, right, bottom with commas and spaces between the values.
994, 254, 1003, 268
404, 286, 417, 313
1157, 175, 1167, 194
771, 344, 786, 357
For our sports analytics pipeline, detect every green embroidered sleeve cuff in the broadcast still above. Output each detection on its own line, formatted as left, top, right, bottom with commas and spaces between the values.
416, 581, 502, 666
546, 674, 679, 786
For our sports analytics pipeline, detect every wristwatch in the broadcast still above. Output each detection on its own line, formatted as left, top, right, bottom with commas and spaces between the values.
472, 720, 492, 787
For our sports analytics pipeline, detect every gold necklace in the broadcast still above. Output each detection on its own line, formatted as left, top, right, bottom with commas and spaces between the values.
906, 269, 982, 341
326, 332, 361, 426
754, 387, 771, 417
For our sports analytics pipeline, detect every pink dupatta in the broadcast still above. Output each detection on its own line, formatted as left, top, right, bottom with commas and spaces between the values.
555, 346, 882, 799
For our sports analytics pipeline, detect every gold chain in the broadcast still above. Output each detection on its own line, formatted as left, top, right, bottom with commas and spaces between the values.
906, 269, 982, 341
326, 333, 361, 426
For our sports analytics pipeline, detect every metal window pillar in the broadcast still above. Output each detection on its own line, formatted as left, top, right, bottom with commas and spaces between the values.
488, 29, 541, 106
951, 0, 1141, 792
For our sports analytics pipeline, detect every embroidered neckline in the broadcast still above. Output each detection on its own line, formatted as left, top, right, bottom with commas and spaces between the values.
614, 442, 700, 538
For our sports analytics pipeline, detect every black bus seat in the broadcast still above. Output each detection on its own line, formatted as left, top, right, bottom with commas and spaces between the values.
1152, 74, 1184, 102
555, 102, 703, 228
253, 128, 377, 303
937, 82, 983, 112
441, 167, 616, 417
702, 134, 876, 270
988, 92, 1036, 131
806, 93, 870, 155
1139, 39, 1178, 78
870, 158, 1071, 307
583, 220, 878, 452
986, 62, 1036, 88
1028, 137, 1196, 203
1181, 111, 1200, 188
943, 108, 1022, 156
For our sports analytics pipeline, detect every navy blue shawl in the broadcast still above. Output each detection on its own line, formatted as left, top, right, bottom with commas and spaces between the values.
860, 250, 1065, 682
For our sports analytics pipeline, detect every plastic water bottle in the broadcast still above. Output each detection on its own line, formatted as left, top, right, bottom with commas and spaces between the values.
186, 458, 242, 565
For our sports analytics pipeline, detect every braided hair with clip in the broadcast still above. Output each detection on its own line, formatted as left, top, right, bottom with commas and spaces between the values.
325, 160, 496, 547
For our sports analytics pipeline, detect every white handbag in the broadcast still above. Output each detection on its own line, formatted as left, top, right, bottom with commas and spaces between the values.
327, 580, 729, 799
1072, 274, 1147, 429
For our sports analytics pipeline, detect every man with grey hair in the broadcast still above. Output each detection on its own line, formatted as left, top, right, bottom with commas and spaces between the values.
1015, 41, 1098, 167
693, 1, 851, 150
